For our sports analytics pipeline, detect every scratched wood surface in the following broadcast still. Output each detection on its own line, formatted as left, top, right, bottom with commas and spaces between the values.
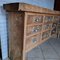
8, 12, 24, 60
3, 3, 60, 14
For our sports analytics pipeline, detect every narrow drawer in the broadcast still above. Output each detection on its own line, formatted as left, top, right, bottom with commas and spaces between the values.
51, 28, 56, 35
25, 34, 41, 49
52, 23, 57, 28
26, 25, 42, 35
43, 24, 52, 30
44, 16, 53, 23
27, 15, 43, 24
42, 30, 51, 40
53, 16, 60, 23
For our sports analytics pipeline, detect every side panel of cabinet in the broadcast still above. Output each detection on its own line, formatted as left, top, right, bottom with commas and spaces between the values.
8, 12, 24, 60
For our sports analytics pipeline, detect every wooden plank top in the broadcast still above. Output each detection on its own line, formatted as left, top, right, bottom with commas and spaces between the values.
3, 3, 60, 14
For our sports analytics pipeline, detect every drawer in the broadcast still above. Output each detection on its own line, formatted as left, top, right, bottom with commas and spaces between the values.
42, 30, 51, 40
26, 25, 42, 35
25, 34, 41, 49
53, 16, 60, 22
43, 24, 52, 30
52, 23, 57, 28
51, 28, 56, 35
27, 15, 43, 24
44, 16, 53, 23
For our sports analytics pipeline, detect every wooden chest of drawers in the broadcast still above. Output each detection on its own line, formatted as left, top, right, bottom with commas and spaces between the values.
3, 3, 60, 60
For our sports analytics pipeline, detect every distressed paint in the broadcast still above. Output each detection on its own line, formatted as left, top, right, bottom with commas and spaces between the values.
0, 6, 8, 60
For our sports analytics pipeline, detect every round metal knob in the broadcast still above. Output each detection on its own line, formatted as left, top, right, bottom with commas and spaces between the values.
33, 18, 39, 22
32, 38, 37, 43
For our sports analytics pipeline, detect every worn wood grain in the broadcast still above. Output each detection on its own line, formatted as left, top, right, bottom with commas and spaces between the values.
3, 3, 60, 14
8, 12, 24, 60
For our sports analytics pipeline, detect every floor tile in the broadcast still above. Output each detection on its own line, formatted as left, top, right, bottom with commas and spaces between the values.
3, 58, 10, 60
27, 46, 44, 58
27, 57, 44, 60
41, 40, 59, 59
45, 58, 60, 60
48, 38, 60, 57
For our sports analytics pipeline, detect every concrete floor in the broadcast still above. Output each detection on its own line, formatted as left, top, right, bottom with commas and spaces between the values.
27, 38, 60, 60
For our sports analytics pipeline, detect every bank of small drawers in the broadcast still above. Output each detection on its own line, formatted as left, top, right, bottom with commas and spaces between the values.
25, 13, 60, 52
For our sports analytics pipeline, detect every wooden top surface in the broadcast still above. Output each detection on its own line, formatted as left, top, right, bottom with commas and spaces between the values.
3, 3, 60, 14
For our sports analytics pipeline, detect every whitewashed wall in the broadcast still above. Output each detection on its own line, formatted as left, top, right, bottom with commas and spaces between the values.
0, 6, 8, 60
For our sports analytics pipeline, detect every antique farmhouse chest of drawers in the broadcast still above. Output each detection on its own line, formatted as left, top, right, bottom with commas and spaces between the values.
3, 3, 60, 60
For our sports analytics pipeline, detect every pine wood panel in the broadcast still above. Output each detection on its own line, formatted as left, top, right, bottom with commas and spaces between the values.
3, 3, 60, 14
8, 12, 24, 60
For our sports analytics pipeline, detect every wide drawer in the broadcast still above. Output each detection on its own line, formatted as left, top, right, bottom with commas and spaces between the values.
53, 16, 60, 22
43, 24, 52, 30
42, 30, 51, 40
27, 15, 43, 24
26, 25, 42, 36
44, 16, 53, 23
25, 34, 41, 50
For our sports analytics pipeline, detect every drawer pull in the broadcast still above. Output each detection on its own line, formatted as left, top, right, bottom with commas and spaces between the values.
33, 18, 39, 22
44, 16, 53, 22
32, 26, 42, 33
32, 27, 38, 33
32, 38, 37, 43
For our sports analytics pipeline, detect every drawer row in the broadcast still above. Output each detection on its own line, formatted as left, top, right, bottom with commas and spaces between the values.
26, 23, 52, 36
25, 30, 51, 51
27, 15, 60, 24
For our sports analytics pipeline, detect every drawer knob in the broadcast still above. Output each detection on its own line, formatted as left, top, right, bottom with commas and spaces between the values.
32, 26, 41, 33
32, 27, 38, 33
33, 18, 39, 22
32, 38, 37, 43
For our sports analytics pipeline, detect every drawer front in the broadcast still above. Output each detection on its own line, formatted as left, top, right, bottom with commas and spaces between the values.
42, 30, 51, 40
54, 16, 60, 20
27, 15, 43, 24
52, 23, 57, 28
44, 16, 53, 23
54, 16, 60, 22
25, 34, 41, 49
51, 28, 56, 35
43, 24, 52, 30
26, 25, 42, 35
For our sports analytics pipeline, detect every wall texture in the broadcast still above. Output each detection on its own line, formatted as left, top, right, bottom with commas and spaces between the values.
0, 0, 54, 60
0, 6, 8, 60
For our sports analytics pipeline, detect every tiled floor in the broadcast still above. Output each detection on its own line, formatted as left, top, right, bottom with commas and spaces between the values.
27, 38, 60, 60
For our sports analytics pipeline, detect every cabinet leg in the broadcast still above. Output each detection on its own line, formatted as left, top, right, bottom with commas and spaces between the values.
23, 52, 27, 60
